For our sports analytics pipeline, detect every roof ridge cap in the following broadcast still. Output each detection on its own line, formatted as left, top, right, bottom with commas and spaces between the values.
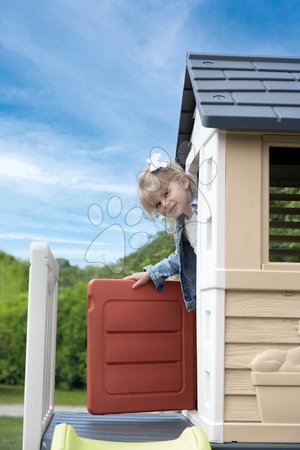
187, 52, 300, 63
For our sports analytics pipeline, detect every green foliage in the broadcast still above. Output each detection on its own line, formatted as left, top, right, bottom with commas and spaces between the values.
56, 283, 87, 389
0, 231, 175, 389
0, 293, 27, 385
0, 252, 29, 386
96, 231, 175, 279
269, 187, 300, 262
0, 252, 29, 302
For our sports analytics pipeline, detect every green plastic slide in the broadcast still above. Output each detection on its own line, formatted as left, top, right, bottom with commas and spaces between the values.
51, 423, 211, 450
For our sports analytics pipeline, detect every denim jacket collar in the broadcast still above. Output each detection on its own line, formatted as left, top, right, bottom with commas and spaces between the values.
144, 194, 198, 312
176, 194, 198, 229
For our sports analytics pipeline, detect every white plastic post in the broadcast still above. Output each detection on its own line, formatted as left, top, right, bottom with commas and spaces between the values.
22, 243, 59, 450
184, 111, 226, 442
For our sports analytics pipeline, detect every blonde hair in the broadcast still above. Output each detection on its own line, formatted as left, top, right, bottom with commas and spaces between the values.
137, 161, 197, 217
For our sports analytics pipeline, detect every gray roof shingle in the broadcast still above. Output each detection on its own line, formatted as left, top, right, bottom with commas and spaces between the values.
176, 53, 300, 153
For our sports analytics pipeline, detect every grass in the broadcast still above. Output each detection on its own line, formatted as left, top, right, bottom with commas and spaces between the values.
0, 384, 86, 405
0, 384, 86, 450
54, 387, 86, 405
0, 417, 23, 450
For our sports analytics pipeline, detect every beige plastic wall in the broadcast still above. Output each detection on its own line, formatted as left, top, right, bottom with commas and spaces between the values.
223, 131, 300, 443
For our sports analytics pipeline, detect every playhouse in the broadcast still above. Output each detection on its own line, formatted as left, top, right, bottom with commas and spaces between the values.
22, 53, 300, 450
177, 53, 300, 444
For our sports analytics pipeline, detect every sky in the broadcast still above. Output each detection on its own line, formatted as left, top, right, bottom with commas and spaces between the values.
0, 0, 300, 269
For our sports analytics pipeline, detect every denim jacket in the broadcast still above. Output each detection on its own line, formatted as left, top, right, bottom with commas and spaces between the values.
144, 196, 197, 312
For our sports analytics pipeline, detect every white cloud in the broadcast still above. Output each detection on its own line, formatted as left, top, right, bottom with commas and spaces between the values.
0, 0, 202, 135
0, 154, 59, 184
0, 232, 90, 245
0, 116, 137, 196
0, 152, 136, 195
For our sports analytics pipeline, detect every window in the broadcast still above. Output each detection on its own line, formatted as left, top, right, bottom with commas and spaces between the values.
269, 147, 300, 263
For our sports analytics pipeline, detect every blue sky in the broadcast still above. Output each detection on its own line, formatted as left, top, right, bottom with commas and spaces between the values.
0, 0, 300, 268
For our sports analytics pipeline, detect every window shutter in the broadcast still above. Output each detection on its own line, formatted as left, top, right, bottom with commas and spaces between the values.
269, 147, 300, 262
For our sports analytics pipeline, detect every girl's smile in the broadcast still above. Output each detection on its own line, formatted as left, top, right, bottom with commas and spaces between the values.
151, 178, 193, 219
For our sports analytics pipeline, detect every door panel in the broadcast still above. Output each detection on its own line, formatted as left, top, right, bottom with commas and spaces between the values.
87, 279, 196, 414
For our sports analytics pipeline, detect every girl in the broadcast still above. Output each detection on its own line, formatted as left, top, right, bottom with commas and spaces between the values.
125, 153, 198, 312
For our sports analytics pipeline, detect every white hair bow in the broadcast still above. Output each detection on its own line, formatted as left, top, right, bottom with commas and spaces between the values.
146, 153, 168, 172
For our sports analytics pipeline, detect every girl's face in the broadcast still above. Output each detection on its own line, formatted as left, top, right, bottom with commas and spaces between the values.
151, 177, 193, 219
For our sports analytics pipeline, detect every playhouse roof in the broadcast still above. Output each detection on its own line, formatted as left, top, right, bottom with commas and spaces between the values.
177, 53, 300, 151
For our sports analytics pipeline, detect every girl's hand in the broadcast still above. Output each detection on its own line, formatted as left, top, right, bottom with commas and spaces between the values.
123, 272, 150, 289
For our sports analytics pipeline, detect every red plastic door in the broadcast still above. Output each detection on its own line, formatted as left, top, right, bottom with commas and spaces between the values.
87, 279, 196, 414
